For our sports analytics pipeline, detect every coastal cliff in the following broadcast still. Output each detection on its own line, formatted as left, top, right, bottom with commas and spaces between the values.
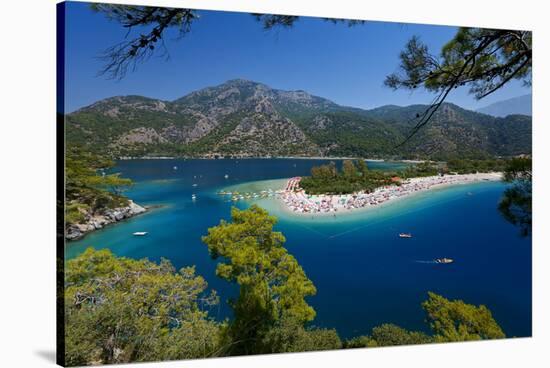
65, 200, 146, 240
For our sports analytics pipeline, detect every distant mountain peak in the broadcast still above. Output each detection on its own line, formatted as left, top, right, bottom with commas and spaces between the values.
224, 78, 261, 85
477, 94, 532, 117
67, 80, 531, 160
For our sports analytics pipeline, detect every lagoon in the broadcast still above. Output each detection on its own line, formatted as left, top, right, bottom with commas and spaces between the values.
66, 159, 532, 339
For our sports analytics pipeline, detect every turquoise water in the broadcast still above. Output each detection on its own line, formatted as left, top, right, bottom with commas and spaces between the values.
66, 159, 531, 339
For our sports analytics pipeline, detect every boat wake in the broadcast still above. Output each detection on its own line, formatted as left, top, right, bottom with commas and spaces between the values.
413, 260, 438, 264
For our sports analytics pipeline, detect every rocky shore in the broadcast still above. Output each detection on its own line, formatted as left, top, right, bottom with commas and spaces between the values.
65, 200, 147, 241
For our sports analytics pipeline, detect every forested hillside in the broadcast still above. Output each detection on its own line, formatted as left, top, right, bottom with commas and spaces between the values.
66, 79, 532, 160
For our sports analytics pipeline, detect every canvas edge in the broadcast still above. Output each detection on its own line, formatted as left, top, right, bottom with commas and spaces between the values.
56, 2, 67, 367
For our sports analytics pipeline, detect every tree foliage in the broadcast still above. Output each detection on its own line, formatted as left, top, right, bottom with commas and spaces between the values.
66, 146, 131, 193
92, 5, 364, 79
499, 157, 532, 235
301, 160, 397, 194
202, 205, 318, 355
90, 4, 200, 79
401, 161, 439, 177
64, 248, 221, 366
445, 158, 507, 174
65, 147, 133, 224
342, 159, 358, 178
262, 317, 342, 353
88, 4, 532, 150
385, 28, 532, 142
301, 157, 526, 196
423, 292, 505, 342
66, 78, 531, 161
301, 160, 441, 195
502, 157, 532, 182
344, 324, 432, 348
344, 292, 505, 349
64, 226, 507, 364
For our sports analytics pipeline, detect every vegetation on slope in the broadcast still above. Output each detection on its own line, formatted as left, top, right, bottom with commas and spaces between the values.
202, 205, 327, 355
65, 206, 506, 365
65, 80, 532, 160
65, 147, 133, 225
64, 248, 220, 366
445, 158, 508, 174
362, 103, 532, 160
345, 292, 505, 348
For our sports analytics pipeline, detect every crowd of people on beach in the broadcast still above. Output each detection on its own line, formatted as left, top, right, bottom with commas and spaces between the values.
285, 177, 301, 191
278, 173, 500, 215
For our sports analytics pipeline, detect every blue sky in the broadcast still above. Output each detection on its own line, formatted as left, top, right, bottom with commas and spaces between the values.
64, 1, 530, 113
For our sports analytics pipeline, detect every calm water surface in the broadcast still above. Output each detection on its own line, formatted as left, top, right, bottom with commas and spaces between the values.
66, 159, 532, 339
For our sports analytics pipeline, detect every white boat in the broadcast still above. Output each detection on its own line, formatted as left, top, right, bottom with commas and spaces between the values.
399, 233, 412, 238
192, 194, 197, 200
435, 258, 454, 264
192, 183, 198, 187
173, 166, 178, 170
224, 174, 229, 179
133, 232, 148, 236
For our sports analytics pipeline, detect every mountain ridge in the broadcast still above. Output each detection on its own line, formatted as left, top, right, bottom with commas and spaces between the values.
66, 79, 532, 160
476, 94, 532, 117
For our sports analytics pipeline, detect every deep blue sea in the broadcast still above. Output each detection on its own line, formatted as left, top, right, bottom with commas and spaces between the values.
66, 159, 532, 339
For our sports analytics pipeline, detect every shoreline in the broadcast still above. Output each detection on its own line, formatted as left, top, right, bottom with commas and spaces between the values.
275, 173, 503, 217
117, 156, 411, 162
65, 200, 149, 241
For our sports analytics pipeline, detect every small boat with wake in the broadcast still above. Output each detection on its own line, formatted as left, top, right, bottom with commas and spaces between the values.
399, 233, 413, 238
435, 258, 454, 264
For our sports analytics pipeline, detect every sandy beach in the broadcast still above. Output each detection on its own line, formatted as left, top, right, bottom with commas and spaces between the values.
275, 173, 503, 216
